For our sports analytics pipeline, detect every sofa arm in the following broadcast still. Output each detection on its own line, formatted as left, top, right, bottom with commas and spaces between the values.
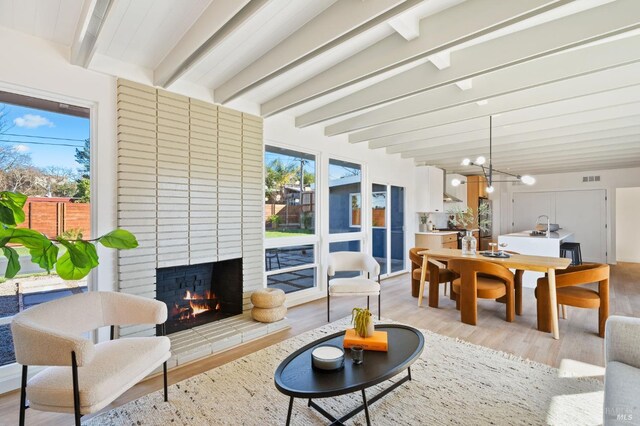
605, 315, 640, 368
11, 319, 95, 367
100, 292, 168, 326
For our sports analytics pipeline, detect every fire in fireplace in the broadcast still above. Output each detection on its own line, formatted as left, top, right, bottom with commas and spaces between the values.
156, 258, 243, 335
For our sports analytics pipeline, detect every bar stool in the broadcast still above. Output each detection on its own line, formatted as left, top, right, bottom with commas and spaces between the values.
560, 242, 582, 266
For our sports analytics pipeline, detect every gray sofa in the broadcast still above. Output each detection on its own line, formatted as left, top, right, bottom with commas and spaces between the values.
604, 315, 640, 425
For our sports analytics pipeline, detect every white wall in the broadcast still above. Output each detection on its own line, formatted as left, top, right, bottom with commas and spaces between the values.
495, 166, 640, 264
264, 114, 417, 305
616, 187, 640, 263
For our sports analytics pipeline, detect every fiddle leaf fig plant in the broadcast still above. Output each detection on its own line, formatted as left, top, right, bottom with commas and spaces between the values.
0, 191, 138, 280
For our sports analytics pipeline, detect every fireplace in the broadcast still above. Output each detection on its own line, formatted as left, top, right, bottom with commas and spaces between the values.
156, 258, 243, 335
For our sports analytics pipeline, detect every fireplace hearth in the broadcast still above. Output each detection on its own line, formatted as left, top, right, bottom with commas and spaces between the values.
156, 259, 243, 335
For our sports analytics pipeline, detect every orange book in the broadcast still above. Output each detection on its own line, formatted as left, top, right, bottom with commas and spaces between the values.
343, 329, 388, 352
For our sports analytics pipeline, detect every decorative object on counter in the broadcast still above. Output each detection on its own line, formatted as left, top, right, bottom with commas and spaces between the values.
351, 307, 374, 337
450, 116, 536, 193
428, 217, 434, 231
419, 213, 428, 232
311, 345, 345, 371
350, 346, 364, 365
447, 204, 491, 255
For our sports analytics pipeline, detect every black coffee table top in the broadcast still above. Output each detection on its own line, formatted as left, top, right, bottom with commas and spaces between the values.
274, 324, 424, 399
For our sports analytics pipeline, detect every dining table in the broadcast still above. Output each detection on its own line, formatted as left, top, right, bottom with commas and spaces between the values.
417, 248, 572, 339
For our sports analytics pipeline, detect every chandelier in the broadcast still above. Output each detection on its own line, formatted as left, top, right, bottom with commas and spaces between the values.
451, 115, 535, 193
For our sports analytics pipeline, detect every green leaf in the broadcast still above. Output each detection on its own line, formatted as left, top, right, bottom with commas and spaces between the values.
0, 192, 27, 225
55, 241, 98, 280
0, 228, 58, 272
2, 247, 20, 278
56, 238, 89, 268
98, 229, 138, 249
0, 204, 16, 226
1, 192, 27, 208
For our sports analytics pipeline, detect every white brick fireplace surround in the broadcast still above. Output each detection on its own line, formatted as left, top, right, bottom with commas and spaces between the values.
115, 80, 287, 364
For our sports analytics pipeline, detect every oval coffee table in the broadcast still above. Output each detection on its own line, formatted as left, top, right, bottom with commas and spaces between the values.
274, 324, 424, 425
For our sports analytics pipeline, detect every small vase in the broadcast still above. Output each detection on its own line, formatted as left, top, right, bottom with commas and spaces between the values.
461, 230, 477, 255
419, 223, 428, 232
364, 317, 375, 337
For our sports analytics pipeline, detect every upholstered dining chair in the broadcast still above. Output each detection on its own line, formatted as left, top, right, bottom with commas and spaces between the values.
409, 247, 457, 304
495, 251, 525, 316
11, 291, 171, 426
447, 258, 515, 326
535, 263, 610, 337
327, 251, 380, 322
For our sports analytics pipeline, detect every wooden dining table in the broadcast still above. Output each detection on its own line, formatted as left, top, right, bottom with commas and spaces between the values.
417, 248, 572, 339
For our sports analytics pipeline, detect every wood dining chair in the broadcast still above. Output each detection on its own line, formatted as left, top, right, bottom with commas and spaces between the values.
535, 263, 609, 337
447, 258, 515, 326
409, 247, 456, 306
494, 251, 524, 316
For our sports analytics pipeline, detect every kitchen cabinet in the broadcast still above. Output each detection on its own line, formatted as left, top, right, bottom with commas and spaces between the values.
415, 232, 458, 250
466, 175, 487, 228
415, 166, 444, 213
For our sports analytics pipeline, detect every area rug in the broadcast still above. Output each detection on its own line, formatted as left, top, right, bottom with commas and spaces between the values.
86, 318, 604, 425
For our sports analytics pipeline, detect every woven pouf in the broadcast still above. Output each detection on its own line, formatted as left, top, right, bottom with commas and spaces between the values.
251, 288, 286, 309
251, 305, 287, 323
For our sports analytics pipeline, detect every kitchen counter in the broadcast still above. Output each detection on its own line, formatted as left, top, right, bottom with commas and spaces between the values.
498, 230, 574, 287
415, 231, 458, 235
500, 230, 573, 240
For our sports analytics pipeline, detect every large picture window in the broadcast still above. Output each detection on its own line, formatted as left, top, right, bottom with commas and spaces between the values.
0, 91, 91, 367
329, 159, 361, 234
265, 146, 317, 294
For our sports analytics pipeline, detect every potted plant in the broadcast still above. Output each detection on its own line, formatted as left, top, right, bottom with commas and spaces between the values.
447, 204, 491, 255
268, 214, 281, 230
351, 307, 374, 338
418, 213, 428, 232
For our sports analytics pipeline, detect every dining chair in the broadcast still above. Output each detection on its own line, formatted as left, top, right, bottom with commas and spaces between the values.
535, 263, 609, 337
409, 247, 456, 302
494, 251, 524, 316
447, 258, 515, 326
327, 251, 380, 322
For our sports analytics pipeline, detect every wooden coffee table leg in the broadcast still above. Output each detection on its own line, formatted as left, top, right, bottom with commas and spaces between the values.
362, 390, 371, 426
286, 396, 294, 426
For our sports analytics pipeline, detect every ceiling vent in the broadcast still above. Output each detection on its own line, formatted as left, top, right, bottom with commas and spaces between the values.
582, 175, 600, 182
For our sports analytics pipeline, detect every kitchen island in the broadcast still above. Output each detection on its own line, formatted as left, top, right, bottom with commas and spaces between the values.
498, 230, 574, 287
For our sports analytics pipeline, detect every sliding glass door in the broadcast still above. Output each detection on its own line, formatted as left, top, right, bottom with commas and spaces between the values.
371, 184, 405, 276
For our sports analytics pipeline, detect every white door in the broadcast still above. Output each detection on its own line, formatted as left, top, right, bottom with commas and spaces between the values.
512, 192, 554, 232
555, 189, 607, 263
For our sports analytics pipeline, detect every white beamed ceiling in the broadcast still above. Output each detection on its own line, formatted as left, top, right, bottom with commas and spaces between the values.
1, 0, 639, 176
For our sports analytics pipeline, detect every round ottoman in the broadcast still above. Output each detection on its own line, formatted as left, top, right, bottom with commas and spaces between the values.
251, 288, 286, 323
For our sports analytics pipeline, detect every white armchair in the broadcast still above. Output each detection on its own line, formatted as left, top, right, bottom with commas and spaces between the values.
11, 291, 171, 426
604, 315, 640, 425
327, 251, 381, 322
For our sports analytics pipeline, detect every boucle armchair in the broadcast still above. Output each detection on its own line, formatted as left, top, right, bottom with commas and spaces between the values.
11, 291, 171, 426
604, 316, 640, 425
327, 251, 381, 322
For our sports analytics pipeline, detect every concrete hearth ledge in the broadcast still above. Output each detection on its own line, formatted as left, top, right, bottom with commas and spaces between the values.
163, 314, 291, 369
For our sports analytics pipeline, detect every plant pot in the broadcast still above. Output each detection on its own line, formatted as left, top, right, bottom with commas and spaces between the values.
419, 224, 428, 232
364, 318, 375, 337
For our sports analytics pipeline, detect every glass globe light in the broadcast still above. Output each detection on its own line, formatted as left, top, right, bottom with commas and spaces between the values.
451, 178, 461, 187
461, 158, 471, 166
521, 175, 536, 185
486, 185, 495, 193
475, 156, 486, 165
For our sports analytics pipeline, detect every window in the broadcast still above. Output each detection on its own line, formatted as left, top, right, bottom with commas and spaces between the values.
0, 91, 91, 367
371, 190, 386, 228
265, 146, 315, 238
329, 159, 361, 234
265, 146, 318, 294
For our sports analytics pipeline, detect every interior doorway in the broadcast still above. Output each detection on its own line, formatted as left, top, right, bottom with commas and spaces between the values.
371, 183, 405, 277
616, 187, 640, 263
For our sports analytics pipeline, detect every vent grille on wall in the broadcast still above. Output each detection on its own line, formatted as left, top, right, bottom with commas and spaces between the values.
582, 176, 601, 182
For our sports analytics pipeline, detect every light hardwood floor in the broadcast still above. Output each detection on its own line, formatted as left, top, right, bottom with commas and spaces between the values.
1, 262, 638, 425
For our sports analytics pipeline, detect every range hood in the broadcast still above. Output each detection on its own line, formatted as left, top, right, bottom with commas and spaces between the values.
443, 172, 462, 203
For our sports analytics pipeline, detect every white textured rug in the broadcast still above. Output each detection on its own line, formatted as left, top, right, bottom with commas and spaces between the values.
87, 318, 604, 425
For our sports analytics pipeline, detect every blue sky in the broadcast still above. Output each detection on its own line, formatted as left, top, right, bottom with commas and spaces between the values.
0, 103, 89, 171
